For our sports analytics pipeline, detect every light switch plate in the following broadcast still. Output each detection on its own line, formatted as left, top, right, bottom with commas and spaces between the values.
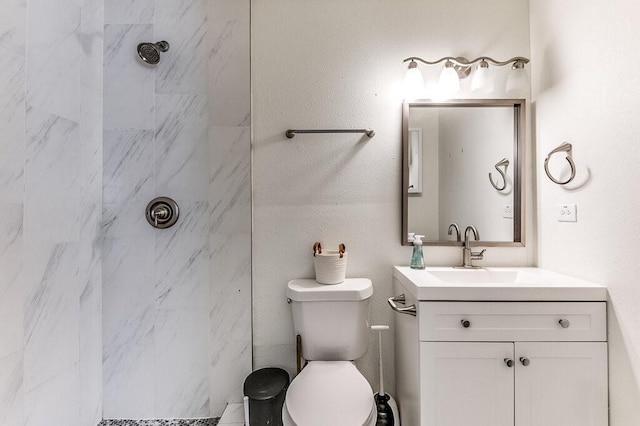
557, 204, 577, 222
503, 205, 513, 219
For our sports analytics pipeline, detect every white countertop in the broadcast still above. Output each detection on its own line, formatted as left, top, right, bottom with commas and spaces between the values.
393, 266, 607, 301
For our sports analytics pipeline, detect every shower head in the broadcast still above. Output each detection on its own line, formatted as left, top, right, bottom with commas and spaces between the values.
137, 41, 170, 65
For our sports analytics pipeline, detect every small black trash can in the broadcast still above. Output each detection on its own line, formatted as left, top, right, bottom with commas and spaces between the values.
243, 367, 290, 425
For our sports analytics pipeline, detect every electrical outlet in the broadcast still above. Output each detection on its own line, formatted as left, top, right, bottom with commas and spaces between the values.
557, 204, 577, 222
503, 205, 513, 219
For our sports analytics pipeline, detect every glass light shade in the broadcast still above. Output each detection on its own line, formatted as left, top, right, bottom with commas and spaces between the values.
438, 64, 460, 96
506, 66, 529, 96
403, 64, 425, 99
471, 63, 494, 94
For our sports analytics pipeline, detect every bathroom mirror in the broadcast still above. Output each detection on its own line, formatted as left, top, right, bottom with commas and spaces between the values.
402, 99, 525, 246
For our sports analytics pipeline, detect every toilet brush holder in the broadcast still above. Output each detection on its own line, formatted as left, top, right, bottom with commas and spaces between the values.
313, 242, 347, 285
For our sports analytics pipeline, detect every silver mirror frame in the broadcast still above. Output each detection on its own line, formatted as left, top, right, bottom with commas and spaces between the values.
401, 99, 526, 247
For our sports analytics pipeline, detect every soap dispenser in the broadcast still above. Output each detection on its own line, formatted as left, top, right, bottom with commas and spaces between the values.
410, 234, 425, 269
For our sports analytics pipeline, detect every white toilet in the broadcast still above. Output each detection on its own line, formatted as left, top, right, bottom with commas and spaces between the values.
283, 278, 377, 426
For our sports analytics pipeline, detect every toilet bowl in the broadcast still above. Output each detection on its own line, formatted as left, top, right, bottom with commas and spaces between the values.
282, 361, 376, 426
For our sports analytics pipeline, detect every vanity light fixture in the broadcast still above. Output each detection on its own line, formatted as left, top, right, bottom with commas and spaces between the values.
471, 60, 494, 94
438, 60, 461, 96
402, 56, 530, 98
506, 59, 529, 96
403, 60, 425, 99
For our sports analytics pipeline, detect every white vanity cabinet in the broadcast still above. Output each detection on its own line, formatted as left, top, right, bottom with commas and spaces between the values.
392, 267, 609, 426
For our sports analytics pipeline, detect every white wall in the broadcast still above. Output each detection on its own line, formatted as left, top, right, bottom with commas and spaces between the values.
0, 0, 104, 424
252, 0, 532, 393
530, 2, 640, 424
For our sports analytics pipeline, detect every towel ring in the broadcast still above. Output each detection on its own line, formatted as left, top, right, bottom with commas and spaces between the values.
489, 158, 509, 191
544, 142, 576, 185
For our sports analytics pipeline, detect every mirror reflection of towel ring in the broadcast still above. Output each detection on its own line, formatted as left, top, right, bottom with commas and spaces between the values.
489, 158, 509, 191
544, 142, 576, 185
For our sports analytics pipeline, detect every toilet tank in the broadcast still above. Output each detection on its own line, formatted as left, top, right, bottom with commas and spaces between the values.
286, 278, 373, 361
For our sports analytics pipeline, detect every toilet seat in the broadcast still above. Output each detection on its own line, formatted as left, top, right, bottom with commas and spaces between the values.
283, 361, 376, 426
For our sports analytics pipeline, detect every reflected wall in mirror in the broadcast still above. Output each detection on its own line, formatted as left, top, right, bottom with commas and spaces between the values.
402, 99, 525, 246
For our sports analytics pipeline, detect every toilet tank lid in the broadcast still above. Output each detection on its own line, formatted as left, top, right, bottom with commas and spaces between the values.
287, 278, 373, 302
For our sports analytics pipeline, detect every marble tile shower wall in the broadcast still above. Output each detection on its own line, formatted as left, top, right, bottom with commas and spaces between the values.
102, 0, 251, 419
0, 0, 104, 425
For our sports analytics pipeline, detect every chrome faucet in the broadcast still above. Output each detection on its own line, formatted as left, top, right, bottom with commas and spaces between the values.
448, 223, 461, 242
456, 225, 486, 268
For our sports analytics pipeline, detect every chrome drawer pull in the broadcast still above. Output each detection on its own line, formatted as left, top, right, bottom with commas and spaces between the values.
388, 294, 417, 317
519, 357, 530, 366
504, 358, 514, 368
558, 319, 571, 328
461, 319, 471, 328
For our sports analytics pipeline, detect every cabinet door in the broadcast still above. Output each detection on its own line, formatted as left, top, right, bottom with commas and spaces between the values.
515, 342, 608, 426
420, 342, 515, 426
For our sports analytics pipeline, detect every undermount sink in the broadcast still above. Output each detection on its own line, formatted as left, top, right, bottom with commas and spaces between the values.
393, 266, 607, 301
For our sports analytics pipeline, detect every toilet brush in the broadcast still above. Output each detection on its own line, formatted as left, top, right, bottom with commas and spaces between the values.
371, 325, 400, 426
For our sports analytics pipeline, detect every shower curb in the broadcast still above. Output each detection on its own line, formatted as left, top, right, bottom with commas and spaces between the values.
99, 418, 219, 426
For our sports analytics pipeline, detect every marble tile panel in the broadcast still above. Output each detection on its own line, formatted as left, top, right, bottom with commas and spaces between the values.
24, 363, 80, 426
103, 200, 157, 239
154, 202, 210, 310
155, 94, 209, 202
24, 106, 81, 246
0, 202, 23, 304
26, 0, 82, 122
79, 204, 102, 426
104, 24, 154, 130
104, 0, 154, 24
23, 243, 80, 391
209, 126, 251, 234
207, 0, 250, 126
0, 48, 25, 204
155, 0, 209, 94
102, 237, 155, 349
103, 129, 154, 204
81, 0, 104, 90
154, 309, 210, 418
209, 232, 251, 343
0, 275, 24, 360
80, 86, 103, 207
0, 0, 27, 56
102, 341, 155, 419
219, 402, 244, 425
27, 0, 80, 46
0, 351, 25, 426
208, 340, 251, 416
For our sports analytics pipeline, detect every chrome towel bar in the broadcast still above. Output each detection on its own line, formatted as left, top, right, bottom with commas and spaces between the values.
285, 129, 375, 139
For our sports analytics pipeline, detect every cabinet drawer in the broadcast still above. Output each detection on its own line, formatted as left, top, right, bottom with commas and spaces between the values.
419, 302, 606, 342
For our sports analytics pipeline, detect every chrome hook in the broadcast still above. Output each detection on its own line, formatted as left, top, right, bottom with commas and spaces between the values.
544, 142, 576, 185
489, 158, 509, 191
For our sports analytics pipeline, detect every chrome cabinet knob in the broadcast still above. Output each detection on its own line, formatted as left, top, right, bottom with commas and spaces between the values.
504, 358, 514, 368
558, 319, 570, 328
461, 319, 471, 328
519, 357, 530, 366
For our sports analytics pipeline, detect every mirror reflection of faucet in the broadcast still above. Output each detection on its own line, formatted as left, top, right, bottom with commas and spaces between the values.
455, 225, 486, 269
448, 223, 461, 242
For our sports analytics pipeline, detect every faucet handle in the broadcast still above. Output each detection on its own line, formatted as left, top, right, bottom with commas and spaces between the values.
471, 249, 486, 260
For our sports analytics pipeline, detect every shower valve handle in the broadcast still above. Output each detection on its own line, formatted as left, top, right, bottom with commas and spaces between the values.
151, 206, 169, 227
